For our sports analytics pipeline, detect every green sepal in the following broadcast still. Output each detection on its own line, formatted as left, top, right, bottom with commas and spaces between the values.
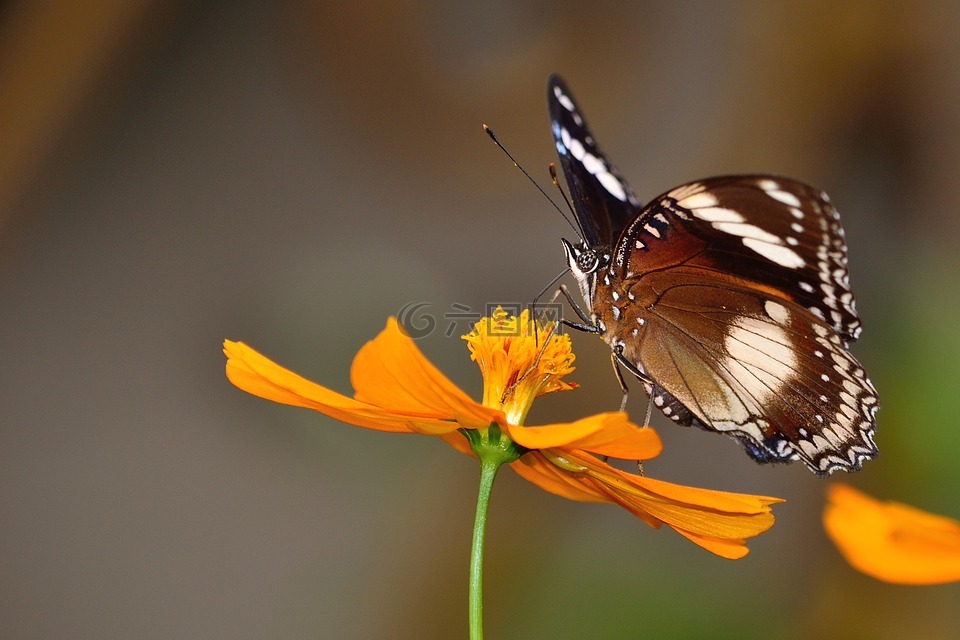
460, 424, 526, 466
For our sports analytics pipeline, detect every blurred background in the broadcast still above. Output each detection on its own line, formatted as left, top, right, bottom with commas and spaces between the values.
2, 1, 959, 638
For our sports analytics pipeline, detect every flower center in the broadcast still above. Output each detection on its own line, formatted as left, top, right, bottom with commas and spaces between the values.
463, 307, 577, 425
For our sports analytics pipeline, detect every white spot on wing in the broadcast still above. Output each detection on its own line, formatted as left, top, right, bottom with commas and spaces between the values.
723, 316, 797, 410
713, 222, 781, 244
693, 207, 746, 223
581, 152, 604, 175
764, 301, 790, 324
741, 238, 806, 269
681, 192, 720, 209
597, 171, 627, 201
554, 86, 575, 112
568, 138, 585, 160
559, 125, 627, 202
767, 189, 803, 208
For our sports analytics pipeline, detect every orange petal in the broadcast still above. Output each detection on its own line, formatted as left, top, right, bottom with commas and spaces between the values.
589, 462, 779, 538
673, 529, 752, 560
438, 430, 475, 457
510, 451, 611, 503
224, 340, 458, 434
824, 484, 960, 585
504, 412, 662, 460
627, 472, 784, 515
350, 318, 501, 429
528, 449, 781, 558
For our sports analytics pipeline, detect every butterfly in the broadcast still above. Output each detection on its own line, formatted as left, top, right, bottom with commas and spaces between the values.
547, 74, 878, 475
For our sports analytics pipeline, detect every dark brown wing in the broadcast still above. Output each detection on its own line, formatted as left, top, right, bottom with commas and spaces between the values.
612, 175, 862, 342
617, 272, 878, 475
596, 176, 877, 474
548, 74, 642, 249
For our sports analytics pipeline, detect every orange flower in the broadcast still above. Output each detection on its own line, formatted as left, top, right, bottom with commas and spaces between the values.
224, 308, 782, 559
824, 483, 960, 584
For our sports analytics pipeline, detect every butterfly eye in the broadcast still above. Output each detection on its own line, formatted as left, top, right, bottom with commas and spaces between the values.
576, 250, 600, 273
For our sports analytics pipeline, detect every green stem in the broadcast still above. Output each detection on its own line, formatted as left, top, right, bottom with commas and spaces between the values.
469, 456, 501, 640
461, 424, 523, 640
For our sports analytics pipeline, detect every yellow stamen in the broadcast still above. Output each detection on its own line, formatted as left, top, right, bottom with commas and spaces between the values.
463, 307, 577, 425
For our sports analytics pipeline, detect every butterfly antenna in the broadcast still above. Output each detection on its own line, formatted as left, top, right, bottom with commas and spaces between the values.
528, 267, 570, 347
483, 124, 581, 237
548, 162, 585, 240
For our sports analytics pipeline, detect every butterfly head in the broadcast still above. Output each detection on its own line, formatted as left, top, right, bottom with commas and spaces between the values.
561, 238, 610, 316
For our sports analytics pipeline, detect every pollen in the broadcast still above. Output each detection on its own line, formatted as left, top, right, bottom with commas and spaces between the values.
463, 307, 577, 424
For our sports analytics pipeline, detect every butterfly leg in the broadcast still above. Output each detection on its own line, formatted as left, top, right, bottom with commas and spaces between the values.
641, 393, 653, 427
609, 351, 654, 424
610, 351, 648, 476
609, 351, 631, 413
530, 282, 594, 346
558, 284, 593, 324
554, 284, 600, 333
612, 345, 654, 387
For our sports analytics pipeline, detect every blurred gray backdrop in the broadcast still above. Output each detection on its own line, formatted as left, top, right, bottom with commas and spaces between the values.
2, 1, 960, 638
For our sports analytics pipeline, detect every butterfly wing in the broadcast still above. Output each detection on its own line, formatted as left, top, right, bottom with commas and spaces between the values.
600, 177, 878, 474
622, 276, 878, 475
612, 175, 863, 342
544, 75, 878, 474
548, 74, 641, 248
